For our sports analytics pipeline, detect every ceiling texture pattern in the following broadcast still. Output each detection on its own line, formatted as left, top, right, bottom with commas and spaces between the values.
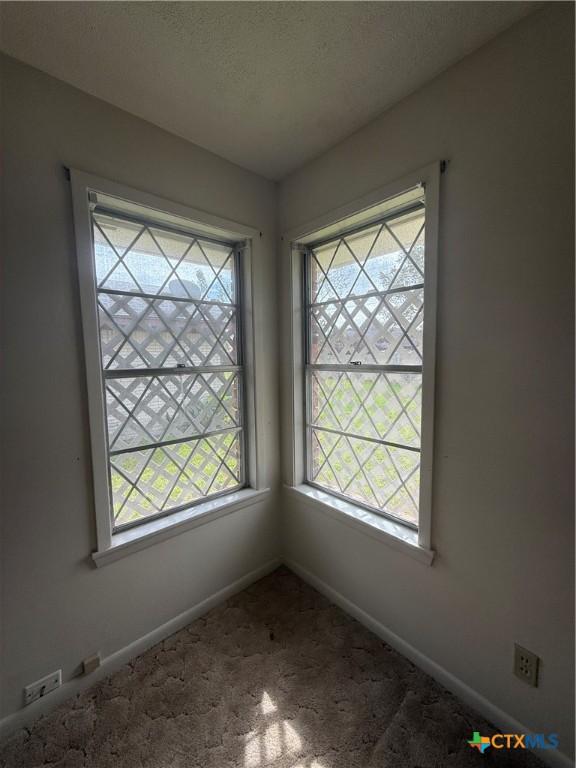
1, 1, 536, 179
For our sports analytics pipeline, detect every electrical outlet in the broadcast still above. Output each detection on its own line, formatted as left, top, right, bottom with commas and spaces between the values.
514, 644, 539, 687
24, 670, 62, 706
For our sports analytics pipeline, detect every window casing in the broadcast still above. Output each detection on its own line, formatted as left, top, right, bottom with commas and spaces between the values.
303, 191, 428, 529
72, 174, 258, 544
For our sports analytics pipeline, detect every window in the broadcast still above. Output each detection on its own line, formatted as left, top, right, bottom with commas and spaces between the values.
94, 211, 244, 531
303, 187, 430, 530
72, 174, 256, 544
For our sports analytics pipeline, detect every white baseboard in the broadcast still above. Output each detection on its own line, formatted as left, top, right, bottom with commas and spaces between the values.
0, 557, 281, 742
284, 558, 574, 768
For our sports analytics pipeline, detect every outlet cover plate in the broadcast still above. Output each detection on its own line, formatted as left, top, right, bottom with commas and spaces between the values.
24, 669, 62, 706
514, 643, 539, 687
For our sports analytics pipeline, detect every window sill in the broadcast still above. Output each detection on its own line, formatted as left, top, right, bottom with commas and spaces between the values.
284, 484, 435, 566
92, 488, 270, 568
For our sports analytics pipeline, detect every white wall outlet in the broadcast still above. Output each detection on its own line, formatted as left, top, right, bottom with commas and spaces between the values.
514, 643, 540, 687
24, 669, 62, 706
82, 653, 101, 675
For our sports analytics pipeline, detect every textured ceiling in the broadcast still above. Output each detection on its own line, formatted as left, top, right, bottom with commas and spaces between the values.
0, 2, 537, 180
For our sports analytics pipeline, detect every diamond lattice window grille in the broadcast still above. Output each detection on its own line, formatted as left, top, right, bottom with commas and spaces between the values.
305, 204, 425, 528
91, 210, 245, 530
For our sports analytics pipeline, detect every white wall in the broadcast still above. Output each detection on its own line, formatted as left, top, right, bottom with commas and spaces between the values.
279, 4, 574, 760
0, 55, 280, 721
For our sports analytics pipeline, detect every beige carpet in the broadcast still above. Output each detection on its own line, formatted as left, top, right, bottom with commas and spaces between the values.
0, 567, 545, 768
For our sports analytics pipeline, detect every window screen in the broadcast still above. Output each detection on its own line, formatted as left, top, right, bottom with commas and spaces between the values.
304, 199, 425, 527
92, 210, 244, 530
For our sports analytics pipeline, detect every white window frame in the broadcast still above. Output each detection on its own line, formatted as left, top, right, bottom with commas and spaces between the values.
282, 163, 440, 564
70, 170, 268, 565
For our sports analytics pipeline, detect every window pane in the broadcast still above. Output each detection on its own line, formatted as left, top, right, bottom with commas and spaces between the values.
98, 294, 237, 369
310, 370, 421, 448
110, 431, 242, 527
309, 208, 424, 303
310, 428, 419, 525
106, 371, 241, 452
305, 199, 425, 527
93, 213, 236, 304
90, 207, 244, 532
309, 288, 423, 365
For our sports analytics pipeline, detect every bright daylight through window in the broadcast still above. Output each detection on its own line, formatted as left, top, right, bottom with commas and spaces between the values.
304, 193, 426, 527
92, 209, 244, 531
